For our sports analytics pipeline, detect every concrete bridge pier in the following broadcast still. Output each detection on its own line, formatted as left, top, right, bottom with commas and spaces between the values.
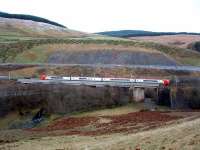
129, 87, 145, 102
133, 87, 145, 102
130, 86, 159, 103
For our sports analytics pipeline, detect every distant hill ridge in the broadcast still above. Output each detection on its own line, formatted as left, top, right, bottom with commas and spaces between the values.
0, 11, 66, 28
97, 30, 200, 37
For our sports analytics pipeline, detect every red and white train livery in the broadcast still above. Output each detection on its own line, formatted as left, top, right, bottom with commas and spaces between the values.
40, 75, 170, 87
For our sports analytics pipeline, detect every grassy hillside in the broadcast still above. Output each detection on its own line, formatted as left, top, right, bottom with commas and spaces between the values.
131, 34, 200, 49
1, 38, 200, 66
1, 16, 200, 66
0, 17, 87, 40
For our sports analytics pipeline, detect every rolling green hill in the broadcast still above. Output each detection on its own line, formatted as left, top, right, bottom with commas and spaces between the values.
0, 13, 87, 40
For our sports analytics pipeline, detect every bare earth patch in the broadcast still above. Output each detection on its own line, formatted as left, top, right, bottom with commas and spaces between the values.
28, 111, 180, 136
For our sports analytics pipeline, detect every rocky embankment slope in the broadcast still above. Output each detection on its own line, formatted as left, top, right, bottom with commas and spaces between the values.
48, 50, 177, 65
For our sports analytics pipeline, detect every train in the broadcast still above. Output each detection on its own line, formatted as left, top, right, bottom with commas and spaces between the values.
40, 75, 170, 86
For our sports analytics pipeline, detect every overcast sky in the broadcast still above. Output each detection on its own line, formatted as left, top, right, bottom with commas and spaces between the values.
0, 0, 200, 33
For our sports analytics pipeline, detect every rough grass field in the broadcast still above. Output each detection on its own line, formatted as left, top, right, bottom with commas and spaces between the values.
0, 104, 200, 150
130, 34, 200, 49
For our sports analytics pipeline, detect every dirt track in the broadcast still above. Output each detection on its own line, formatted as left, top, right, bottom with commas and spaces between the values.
29, 111, 180, 136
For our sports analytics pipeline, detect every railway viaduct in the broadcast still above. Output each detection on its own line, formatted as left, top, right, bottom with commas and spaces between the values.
0, 78, 170, 116
16, 78, 167, 102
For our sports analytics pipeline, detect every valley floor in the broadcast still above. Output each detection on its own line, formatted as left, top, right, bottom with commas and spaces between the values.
0, 104, 200, 150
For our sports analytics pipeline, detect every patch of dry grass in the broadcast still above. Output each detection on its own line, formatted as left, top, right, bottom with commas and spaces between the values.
0, 112, 19, 129
33, 43, 159, 53
72, 103, 148, 117
72, 103, 169, 117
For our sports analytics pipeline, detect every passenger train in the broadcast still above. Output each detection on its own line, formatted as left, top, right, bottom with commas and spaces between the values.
40, 75, 170, 86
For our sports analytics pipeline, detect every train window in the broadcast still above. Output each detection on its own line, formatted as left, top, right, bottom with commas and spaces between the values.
79, 77, 87, 80
50, 76, 61, 79
143, 80, 158, 83
110, 78, 129, 81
